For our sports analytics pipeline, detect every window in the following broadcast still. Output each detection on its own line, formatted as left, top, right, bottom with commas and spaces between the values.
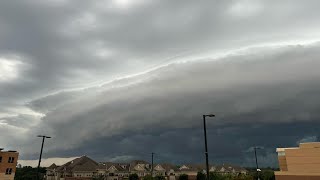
5, 168, 12, 175
8, 157, 15, 163
0, 156, 2, 163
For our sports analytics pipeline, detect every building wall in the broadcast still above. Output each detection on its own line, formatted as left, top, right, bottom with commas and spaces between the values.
285, 145, 320, 173
277, 156, 288, 171
0, 151, 19, 180
275, 175, 320, 180
276, 142, 320, 180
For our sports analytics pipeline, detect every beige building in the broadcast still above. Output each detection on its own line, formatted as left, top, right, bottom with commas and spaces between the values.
275, 142, 320, 180
0, 149, 19, 180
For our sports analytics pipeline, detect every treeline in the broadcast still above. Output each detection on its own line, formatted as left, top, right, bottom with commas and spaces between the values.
123, 170, 276, 180
15, 166, 46, 180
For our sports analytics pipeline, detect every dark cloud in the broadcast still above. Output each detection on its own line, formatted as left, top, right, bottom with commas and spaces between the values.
1, 0, 320, 167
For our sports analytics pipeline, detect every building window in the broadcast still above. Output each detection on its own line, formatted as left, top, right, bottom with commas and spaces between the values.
8, 157, 15, 163
5, 168, 13, 175
0, 156, 2, 163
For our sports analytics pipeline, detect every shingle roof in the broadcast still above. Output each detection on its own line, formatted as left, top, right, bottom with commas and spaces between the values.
97, 162, 130, 171
159, 163, 179, 171
47, 163, 59, 170
56, 156, 98, 172
130, 160, 151, 171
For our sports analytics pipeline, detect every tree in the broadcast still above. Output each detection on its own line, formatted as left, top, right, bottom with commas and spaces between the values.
209, 172, 227, 180
129, 173, 139, 180
15, 166, 46, 180
179, 174, 188, 180
260, 170, 275, 180
144, 175, 153, 180
155, 175, 165, 180
197, 171, 206, 180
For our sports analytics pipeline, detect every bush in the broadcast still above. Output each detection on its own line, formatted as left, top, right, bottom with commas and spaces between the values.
129, 173, 139, 180
179, 174, 188, 180
197, 171, 206, 180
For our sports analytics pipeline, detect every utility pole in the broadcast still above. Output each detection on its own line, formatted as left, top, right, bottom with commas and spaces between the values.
203, 114, 215, 180
37, 135, 51, 180
254, 147, 261, 180
151, 152, 154, 177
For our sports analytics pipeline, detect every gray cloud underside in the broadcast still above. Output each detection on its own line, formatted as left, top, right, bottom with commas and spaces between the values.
12, 43, 320, 167
1, 0, 320, 167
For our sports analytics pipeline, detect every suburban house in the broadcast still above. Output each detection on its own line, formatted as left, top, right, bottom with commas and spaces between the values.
46, 156, 98, 180
129, 160, 151, 177
45, 156, 247, 180
211, 164, 248, 175
153, 163, 178, 178
96, 162, 130, 180
46, 163, 59, 179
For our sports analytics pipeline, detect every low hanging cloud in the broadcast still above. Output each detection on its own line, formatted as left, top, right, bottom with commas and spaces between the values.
14, 42, 319, 166
1, 0, 320, 167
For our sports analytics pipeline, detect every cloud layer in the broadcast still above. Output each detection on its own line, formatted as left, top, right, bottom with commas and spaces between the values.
1, 0, 320, 167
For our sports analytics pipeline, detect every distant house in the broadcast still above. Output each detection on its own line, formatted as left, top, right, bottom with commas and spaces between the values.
159, 163, 179, 180
47, 155, 98, 180
96, 162, 130, 180
46, 163, 59, 179
211, 164, 247, 175
153, 164, 166, 177
45, 156, 247, 180
129, 160, 151, 177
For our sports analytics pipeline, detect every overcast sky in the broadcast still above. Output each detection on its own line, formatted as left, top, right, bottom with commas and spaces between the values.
1, 0, 320, 167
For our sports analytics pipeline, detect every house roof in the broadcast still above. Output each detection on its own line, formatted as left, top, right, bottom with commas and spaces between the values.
179, 164, 211, 172
47, 163, 59, 170
97, 162, 130, 171
56, 156, 98, 172
130, 160, 150, 171
160, 163, 179, 171
214, 164, 247, 173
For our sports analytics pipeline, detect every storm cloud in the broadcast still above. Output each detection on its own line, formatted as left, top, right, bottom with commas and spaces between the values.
1, 0, 320, 167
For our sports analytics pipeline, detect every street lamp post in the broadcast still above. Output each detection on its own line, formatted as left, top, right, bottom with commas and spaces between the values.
203, 114, 215, 180
151, 152, 154, 177
254, 147, 261, 180
37, 135, 51, 180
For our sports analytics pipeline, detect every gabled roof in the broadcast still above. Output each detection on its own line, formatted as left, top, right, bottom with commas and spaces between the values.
213, 164, 247, 173
179, 164, 209, 172
160, 163, 178, 171
97, 162, 130, 172
130, 160, 150, 171
47, 163, 59, 170
154, 164, 166, 171
56, 156, 98, 172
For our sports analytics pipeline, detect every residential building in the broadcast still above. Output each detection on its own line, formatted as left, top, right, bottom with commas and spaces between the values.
129, 160, 151, 177
96, 162, 130, 180
46, 163, 59, 180
211, 164, 247, 175
47, 155, 98, 180
275, 142, 320, 180
45, 156, 247, 180
0, 148, 19, 180
158, 163, 178, 180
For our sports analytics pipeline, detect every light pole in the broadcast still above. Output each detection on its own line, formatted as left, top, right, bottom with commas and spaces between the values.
37, 135, 51, 180
151, 152, 154, 177
254, 147, 261, 180
203, 114, 215, 180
